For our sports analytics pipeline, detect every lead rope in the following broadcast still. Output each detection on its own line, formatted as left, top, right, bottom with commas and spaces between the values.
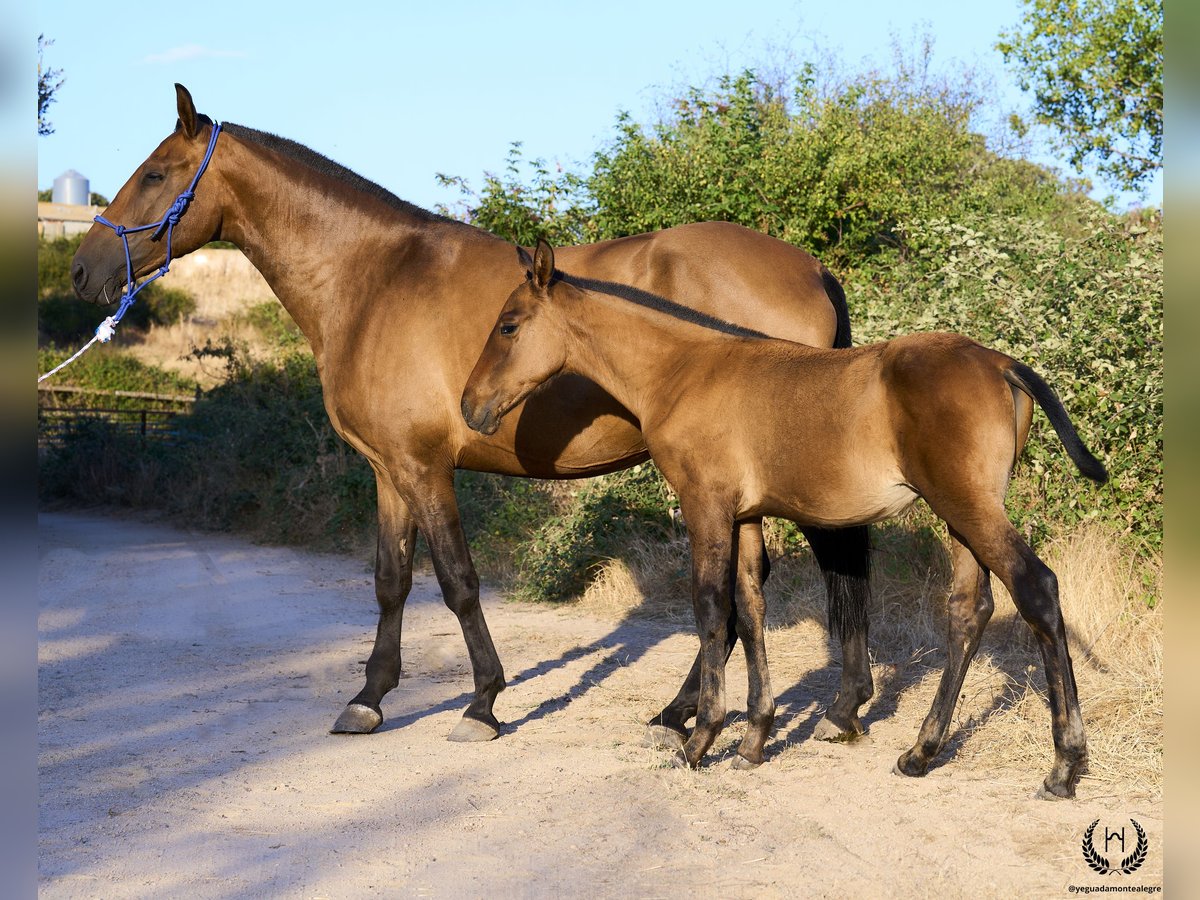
37, 122, 222, 384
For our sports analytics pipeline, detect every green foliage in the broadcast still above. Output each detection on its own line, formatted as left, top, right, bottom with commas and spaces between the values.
586, 63, 1077, 263
997, 0, 1163, 192
850, 208, 1162, 545
436, 143, 592, 246
237, 301, 304, 347
38, 34, 63, 137
454, 471, 557, 577
513, 464, 677, 602
38, 345, 198, 404
40, 348, 378, 549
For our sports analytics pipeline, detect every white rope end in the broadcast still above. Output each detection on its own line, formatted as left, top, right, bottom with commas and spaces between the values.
95, 317, 117, 343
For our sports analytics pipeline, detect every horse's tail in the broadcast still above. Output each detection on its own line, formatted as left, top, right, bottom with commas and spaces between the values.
1003, 362, 1108, 483
806, 525, 871, 640
821, 266, 853, 349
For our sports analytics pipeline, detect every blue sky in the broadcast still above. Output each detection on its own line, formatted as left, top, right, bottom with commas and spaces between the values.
36, 0, 1161, 213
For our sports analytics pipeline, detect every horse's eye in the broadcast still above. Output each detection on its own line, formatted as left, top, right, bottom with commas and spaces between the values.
141, 171, 164, 186
499, 323, 518, 337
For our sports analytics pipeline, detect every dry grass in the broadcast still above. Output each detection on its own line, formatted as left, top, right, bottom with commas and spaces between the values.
570, 520, 1163, 798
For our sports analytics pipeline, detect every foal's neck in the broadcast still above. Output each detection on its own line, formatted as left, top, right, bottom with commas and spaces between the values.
563, 289, 745, 418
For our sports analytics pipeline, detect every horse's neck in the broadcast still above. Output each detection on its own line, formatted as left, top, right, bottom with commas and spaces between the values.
216, 137, 452, 353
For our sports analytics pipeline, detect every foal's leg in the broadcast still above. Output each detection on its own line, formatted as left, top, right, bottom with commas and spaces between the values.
673, 510, 736, 769
894, 530, 993, 775
731, 521, 775, 769
410, 467, 507, 741
994, 532, 1087, 798
806, 526, 874, 741
332, 473, 418, 734
645, 522, 765, 751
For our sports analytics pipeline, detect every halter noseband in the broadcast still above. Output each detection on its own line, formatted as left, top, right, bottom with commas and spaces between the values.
91, 121, 222, 342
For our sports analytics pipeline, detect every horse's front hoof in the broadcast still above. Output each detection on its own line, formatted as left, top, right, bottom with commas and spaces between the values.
330, 703, 383, 734
813, 715, 864, 743
731, 753, 762, 771
642, 724, 687, 752
893, 751, 928, 778
447, 715, 500, 743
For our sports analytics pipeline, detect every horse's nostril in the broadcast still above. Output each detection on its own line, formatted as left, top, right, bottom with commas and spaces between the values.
71, 260, 88, 293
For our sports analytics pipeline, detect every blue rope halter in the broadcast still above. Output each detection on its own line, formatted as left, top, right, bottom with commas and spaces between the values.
91, 121, 223, 340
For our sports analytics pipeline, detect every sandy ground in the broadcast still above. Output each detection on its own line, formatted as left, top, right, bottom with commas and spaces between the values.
38, 512, 1163, 898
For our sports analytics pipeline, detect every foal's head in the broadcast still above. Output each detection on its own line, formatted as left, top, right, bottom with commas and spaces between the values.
461, 239, 578, 435
71, 84, 225, 307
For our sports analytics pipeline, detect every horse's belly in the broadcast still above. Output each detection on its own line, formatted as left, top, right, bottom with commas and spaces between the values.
754, 476, 919, 528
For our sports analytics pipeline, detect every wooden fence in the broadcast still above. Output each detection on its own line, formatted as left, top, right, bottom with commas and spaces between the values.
37, 385, 198, 449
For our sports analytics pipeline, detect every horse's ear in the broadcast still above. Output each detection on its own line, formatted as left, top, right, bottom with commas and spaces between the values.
175, 84, 199, 139
532, 239, 555, 290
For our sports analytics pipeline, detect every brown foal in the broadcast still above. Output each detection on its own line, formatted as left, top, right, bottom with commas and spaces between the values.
69, 85, 871, 746
462, 240, 1107, 798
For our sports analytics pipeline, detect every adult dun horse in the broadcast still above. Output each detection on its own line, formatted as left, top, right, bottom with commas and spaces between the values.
70, 85, 873, 745
461, 240, 1107, 798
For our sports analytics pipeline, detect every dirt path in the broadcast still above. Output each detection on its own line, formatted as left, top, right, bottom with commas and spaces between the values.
38, 512, 1163, 897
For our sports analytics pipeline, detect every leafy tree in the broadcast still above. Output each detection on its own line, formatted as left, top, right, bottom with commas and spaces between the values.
38, 34, 64, 137
435, 143, 592, 246
997, 0, 1163, 193
587, 64, 1068, 262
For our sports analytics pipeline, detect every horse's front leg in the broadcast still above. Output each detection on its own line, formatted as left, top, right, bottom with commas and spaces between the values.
408, 466, 507, 741
331, 470, 418, 734
672, 507, 736, 769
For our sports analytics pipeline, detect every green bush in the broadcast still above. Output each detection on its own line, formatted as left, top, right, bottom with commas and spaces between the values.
513, 464, 677, 601
850, 208, 1162, 545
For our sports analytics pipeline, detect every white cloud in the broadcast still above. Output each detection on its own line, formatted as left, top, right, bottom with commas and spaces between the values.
142, 45, 246, 65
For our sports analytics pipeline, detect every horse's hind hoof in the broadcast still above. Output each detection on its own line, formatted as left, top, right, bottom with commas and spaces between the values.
447, 716, 500, 743
330, 703, 383, 734
1035, 779, 1076, 801
731, 754, 762, 771
642, 724, 687, 752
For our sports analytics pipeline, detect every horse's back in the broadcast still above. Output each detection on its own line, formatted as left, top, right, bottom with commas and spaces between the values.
557, 222, 839, 348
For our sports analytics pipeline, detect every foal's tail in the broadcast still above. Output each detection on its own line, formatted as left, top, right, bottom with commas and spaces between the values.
1003, 362, 1108, 483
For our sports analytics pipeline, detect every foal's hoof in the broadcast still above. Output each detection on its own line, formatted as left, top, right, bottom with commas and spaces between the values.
669, 750, 695, 770
1035, 779, 1076, 801
330, 703, 383, 734
642, 724, 687, 752
447, 716, 500, 743
731, 754, 762, 771
813, 715, 864, 743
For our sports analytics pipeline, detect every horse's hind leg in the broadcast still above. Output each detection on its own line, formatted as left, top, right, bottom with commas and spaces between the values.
731, 521, 775, 769
806, 525, 874, 741
332, 472, 418, 734
895, 529, 994, 776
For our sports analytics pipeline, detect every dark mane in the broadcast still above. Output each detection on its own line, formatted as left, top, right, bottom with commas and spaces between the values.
220, 121, 467, 227
559, 273, 771, 340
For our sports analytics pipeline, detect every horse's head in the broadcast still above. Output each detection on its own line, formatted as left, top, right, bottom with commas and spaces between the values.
461, 239, 576, 435
71, 84, 225, 306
